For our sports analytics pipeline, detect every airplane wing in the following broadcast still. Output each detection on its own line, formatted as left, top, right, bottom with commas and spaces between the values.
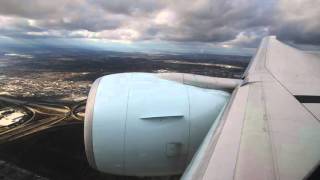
182, 36, 320, 180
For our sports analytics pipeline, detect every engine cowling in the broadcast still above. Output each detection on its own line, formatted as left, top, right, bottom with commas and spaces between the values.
84, 73, 230, 176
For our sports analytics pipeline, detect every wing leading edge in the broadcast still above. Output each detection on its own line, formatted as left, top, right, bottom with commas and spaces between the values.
182, 36, 320, 180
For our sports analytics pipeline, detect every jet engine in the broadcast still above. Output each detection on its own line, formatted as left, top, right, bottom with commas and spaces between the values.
84, 73, 230, 176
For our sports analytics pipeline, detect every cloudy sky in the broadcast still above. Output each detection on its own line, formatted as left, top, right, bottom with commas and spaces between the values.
0, 0, 319, 54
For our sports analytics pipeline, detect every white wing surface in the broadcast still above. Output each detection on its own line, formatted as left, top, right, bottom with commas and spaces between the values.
183, 36, 320, 180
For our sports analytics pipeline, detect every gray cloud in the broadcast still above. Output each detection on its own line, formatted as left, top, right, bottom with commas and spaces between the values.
0, 0, 319, 48
272, 0, 320, 45
0, 0, 74, 19
91, 0, 165, 15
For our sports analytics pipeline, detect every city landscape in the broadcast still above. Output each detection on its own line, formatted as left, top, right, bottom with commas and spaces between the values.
0, 45, 250, 179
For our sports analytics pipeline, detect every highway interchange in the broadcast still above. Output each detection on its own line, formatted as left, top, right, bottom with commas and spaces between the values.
0, 96, 85, 144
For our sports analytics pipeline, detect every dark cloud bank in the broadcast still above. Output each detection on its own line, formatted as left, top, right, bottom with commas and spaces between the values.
0, 0, 319, 49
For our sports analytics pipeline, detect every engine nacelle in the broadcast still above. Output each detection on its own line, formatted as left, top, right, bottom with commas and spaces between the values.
84, 73, 230, 176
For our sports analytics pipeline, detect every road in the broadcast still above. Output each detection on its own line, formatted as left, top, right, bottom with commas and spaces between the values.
0, 96, 86, 143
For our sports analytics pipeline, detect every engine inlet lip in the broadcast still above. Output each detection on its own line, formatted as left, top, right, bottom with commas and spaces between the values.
84, 77, 101, 169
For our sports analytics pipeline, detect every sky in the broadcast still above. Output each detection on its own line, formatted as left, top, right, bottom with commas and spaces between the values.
0, 0, 319, 55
